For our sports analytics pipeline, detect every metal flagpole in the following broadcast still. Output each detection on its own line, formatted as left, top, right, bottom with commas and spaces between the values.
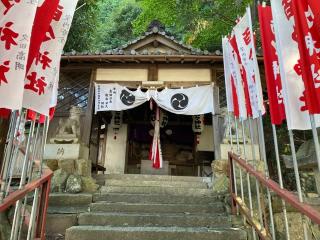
258, 112, 276, 240
17, 119, 41, 240
28, 116, 50, 240
272, 124, 290, 240
309, 115, 320, 172
0, 110, 19, 202
4, 112, 27, 197
288, 130, 309, 240
235, 118, 245, 204
248, 119, 264, 226
10, 119, 36, 240
228, 113, 238, 214
241, 119, 257, 240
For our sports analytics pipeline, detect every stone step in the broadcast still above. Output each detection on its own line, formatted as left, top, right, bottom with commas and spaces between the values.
46, 214, 78, 236
49, 193, 92, 207
78, 212, 231, 228
93, 193, 224, 204
65, 226, 247, 240
89, 202, 225, 214
105, 179, 208, 189
48, 206, 89, 214
100, 185, 213, 196
104, 174, 211, 183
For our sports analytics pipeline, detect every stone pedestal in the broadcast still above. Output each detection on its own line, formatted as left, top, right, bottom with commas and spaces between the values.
141, 160, 170, 175
220, 143, 260, 160
44, 144, 80, 160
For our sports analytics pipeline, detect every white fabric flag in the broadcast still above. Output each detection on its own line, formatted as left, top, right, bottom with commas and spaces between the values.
151, 85, 214, 115
222, 37, 234, 113
227, 37, 248, 120
234, 7, 265, 119
271, 0, 320, 130
0, 0, 38, 110
95, 83, 149, 113
23, 0, 78, 116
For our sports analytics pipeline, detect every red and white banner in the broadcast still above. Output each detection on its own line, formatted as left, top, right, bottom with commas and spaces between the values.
0, 0, 38, 110
222, 36, 247, 119
222, 37, 234, 113
23, 0, 78, 116
229, 35, 249, 119
271, 0, 320, 130
234, 7, 265, 119
292, 0, 320, 114
258, 5, 286, 125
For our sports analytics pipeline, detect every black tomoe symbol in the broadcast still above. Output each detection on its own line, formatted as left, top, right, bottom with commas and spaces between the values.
120, 90, 135, 106
171, 93, 189, 110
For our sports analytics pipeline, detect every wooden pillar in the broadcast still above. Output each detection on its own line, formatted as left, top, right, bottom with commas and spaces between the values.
212, 85, 221, 160
82, 69, 96, 146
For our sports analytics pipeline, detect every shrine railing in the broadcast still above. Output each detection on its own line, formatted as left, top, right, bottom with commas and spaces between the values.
0, 159, 53, 240
228, 151, 320, 240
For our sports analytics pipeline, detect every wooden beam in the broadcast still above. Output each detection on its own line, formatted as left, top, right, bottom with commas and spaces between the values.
82, 69, 96, 147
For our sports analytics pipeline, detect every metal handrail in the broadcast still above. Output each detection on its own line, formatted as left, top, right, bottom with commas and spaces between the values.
228, 151, 320, 239
0, 165, 53, 240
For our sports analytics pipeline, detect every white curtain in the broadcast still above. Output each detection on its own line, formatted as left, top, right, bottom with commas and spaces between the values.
95, 83, 215, 115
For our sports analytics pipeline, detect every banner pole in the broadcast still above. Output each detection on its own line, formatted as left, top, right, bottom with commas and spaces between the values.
241, 119, 257, 240
258, 112, 276, 240
28, 116, 50, 240
0, 110, 19, 202
18, 118, 41, 240
309, 114, 320, 172
10, 119, 36, 240
235, 117, 244, 202
228, 113, 238, 214
248, 118, 264, 226
288, 130, 309, 240
272, 124, 290, 240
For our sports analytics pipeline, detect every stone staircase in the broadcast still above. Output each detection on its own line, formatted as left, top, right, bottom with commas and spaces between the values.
64, 174, 246, 240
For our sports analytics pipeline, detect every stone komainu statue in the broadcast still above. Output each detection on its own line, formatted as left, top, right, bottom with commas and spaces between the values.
53, 106, 82, 143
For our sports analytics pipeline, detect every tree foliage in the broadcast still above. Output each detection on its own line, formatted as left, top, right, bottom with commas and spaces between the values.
64, 0, 102, 52
133, 0, 253, 51
96, 0, 141, 51
65, 0, 255, 52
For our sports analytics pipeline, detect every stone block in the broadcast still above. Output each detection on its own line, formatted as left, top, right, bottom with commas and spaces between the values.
51, 169, 69, 193
212, 159, 228, 176
46, 214, 78, 235
44, 144, 80, 160
274, 212, 313, 240
140, 160, 170, 175
75, 159, 89, 176
45, 159, 59, 171
81, 177, 99, 193
66, 175, 82, 193
58, 159, 75, 174
221, 143, 260, 160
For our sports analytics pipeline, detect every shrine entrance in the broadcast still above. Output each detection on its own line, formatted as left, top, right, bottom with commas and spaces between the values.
58, 21, 226, 177
93, 101, 214, 176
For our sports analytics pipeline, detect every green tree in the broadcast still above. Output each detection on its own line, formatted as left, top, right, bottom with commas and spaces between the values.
97, 0, 141, 51
64, 0, 102, 52
133, 0, 253, 51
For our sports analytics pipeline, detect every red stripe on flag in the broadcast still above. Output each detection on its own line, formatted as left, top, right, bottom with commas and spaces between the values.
26, 0, 60, 73
292, 0, 320, 114
258, 5, 286, 125
0, 108, 11, 119
230, 36, 252, 117
26, 109, 37, 121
